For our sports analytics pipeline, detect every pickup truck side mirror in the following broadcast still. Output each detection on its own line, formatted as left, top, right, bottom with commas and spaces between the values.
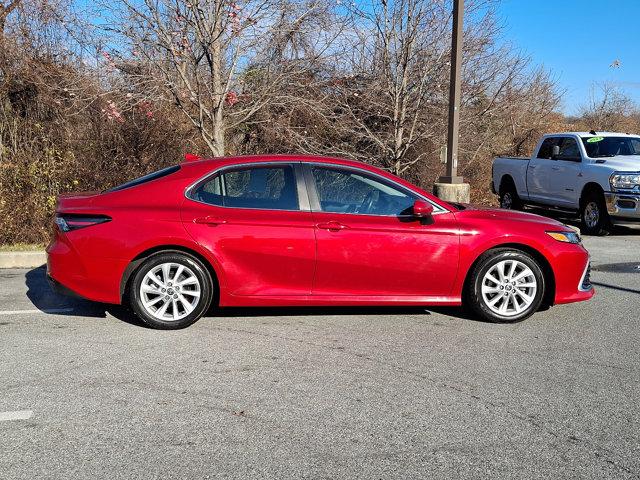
413, 200, 434, 218
551, 145, 560, 158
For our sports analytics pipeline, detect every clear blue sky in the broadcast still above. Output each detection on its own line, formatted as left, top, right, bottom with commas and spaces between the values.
496, 0, 640, 115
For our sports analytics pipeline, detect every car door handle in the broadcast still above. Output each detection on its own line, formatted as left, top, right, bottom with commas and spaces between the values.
528, 165, 536, 169
316, 221, 348, 231
552, 166, 561, 171
194, 216, 227, 226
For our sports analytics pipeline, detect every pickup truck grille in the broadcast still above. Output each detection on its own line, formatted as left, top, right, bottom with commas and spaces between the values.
581, 263, 592, 290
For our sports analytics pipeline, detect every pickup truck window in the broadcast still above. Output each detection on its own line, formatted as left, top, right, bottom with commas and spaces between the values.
557, 137, 581, 161
581, 136, 640, 158
537, 137, 561, 159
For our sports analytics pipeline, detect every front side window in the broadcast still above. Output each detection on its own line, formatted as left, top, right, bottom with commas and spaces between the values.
191, 165, 299, 210
537, 137, 561, 159
311, 166, 417, 216
557, 138, 581, 161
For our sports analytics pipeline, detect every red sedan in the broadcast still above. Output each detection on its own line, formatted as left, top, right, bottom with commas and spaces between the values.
47, 155, 593, 329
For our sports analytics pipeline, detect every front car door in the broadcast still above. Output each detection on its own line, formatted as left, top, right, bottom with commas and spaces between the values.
304, 164, 459, 299
182, 162, 316, 296
527, 136, 561, 204
548, 136, 583, 207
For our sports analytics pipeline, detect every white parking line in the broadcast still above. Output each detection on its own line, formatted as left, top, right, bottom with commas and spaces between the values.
0, 308, 74, 316
0, 410, 33, 422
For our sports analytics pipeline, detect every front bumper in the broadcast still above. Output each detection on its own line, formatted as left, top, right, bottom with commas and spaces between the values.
605, 192, 640, 222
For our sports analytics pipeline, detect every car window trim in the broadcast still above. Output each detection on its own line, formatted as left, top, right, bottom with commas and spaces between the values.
302, 162, 447, 217
184, 161, 310, 212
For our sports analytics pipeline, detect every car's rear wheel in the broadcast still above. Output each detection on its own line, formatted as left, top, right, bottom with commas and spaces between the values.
465, 249, 545, 323
130, 252, 213, 329
499, 180, 522, 210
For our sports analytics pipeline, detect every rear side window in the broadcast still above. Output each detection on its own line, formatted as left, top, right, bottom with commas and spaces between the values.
104, 165, 181, 193
191, 165, 299, 211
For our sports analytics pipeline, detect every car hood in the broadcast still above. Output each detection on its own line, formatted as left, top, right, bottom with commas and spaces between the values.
453, 204, 567, 228
590, 156, 640, 171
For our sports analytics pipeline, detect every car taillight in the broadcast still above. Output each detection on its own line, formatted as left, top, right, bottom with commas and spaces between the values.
55, 214, 111, 232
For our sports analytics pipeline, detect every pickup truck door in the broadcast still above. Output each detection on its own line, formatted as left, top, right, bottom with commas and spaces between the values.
547, 137, 583, 207
526, 136, 561, 203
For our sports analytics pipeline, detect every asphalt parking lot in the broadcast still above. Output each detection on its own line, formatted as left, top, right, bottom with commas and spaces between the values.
1, 231, 640, 479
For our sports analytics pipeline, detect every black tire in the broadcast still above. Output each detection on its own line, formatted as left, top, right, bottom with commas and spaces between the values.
129, 251, 213, 329
580, 191, 610, 236
465, 248, 545, 323
499, 179, 522, 210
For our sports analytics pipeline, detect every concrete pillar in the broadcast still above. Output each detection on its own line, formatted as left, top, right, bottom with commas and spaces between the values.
433, 182, 470, 204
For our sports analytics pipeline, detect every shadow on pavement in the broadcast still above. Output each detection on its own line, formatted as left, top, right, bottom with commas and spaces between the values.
25, 266, 145, 327
210, 305, 436, 318
591, 281, 640, 295
26, 266, 488, 326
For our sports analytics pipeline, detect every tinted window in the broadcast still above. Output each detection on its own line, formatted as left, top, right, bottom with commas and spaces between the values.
192, 165, 299, 210
581, 136, 640, 157
104, 165, 180, 193
536, 137, 561, 159
557, 137, 581, 161
312, 167, 416, 216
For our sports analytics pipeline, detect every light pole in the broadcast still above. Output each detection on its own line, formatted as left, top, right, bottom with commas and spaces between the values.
434, 0, 470, 203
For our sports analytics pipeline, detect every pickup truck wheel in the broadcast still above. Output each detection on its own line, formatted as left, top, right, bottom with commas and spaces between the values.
580, 193, 610, 236
499, 183, 521, 210
465, 248, 545, 323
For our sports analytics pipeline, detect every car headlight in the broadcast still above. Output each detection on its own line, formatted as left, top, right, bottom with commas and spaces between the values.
546, 231, 581, 244
610, 173, 640, 190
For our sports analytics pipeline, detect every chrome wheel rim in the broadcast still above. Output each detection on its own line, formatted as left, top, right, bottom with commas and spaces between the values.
584, 202, 600, 228
481, 259, 537, 317
501, 192, 513, 209
140, 262, 201, 321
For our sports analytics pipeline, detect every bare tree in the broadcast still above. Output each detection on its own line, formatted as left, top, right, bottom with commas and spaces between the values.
577, 82, 638, 132
103, 0, 332, 156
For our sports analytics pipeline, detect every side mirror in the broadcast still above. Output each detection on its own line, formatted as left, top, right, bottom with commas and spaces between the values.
412, 200, 434, 218
551, 145, 560, 158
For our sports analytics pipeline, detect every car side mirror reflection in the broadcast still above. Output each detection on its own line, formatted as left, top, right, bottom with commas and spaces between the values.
413, 200, 434, 218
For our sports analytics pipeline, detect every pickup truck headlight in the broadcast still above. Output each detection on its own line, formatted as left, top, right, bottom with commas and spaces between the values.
610, 173, 640, 190
546, 231, 581, 244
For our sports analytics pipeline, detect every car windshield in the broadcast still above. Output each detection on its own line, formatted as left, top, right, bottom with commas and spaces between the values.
581, 136, 640, 158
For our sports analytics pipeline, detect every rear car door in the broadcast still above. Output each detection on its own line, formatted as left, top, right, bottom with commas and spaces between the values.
305, 164, 459, 298
547, 137, 583, 207
182, 162, 316, 296
527, 136, 561, 204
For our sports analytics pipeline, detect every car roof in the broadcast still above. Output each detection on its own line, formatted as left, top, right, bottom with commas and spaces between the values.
179, 154, 377, 176
542, 131, 640, 138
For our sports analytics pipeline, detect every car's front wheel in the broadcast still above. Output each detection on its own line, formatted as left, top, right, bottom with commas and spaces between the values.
580, 191, 610, 236
465, 248, 545, 323
130, 252, 213, 329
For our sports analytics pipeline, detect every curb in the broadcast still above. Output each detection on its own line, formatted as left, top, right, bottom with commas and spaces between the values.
0, 251, 46, 269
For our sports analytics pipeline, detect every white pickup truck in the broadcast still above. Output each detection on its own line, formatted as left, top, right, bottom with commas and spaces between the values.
492, 131, 640, 235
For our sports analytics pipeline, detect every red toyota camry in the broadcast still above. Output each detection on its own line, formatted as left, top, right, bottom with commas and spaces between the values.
47, 155, 593, 329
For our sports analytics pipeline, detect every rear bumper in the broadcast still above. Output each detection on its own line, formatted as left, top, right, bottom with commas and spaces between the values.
605, 192, 640, 222
46, 273, 85, 299
46, 234, 125, 304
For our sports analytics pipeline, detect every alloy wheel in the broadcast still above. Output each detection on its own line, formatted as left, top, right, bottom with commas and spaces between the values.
501, 192, 513, 209
584, 201, 600, 228
139, 262, 202, 321
481, 259, 538, 317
